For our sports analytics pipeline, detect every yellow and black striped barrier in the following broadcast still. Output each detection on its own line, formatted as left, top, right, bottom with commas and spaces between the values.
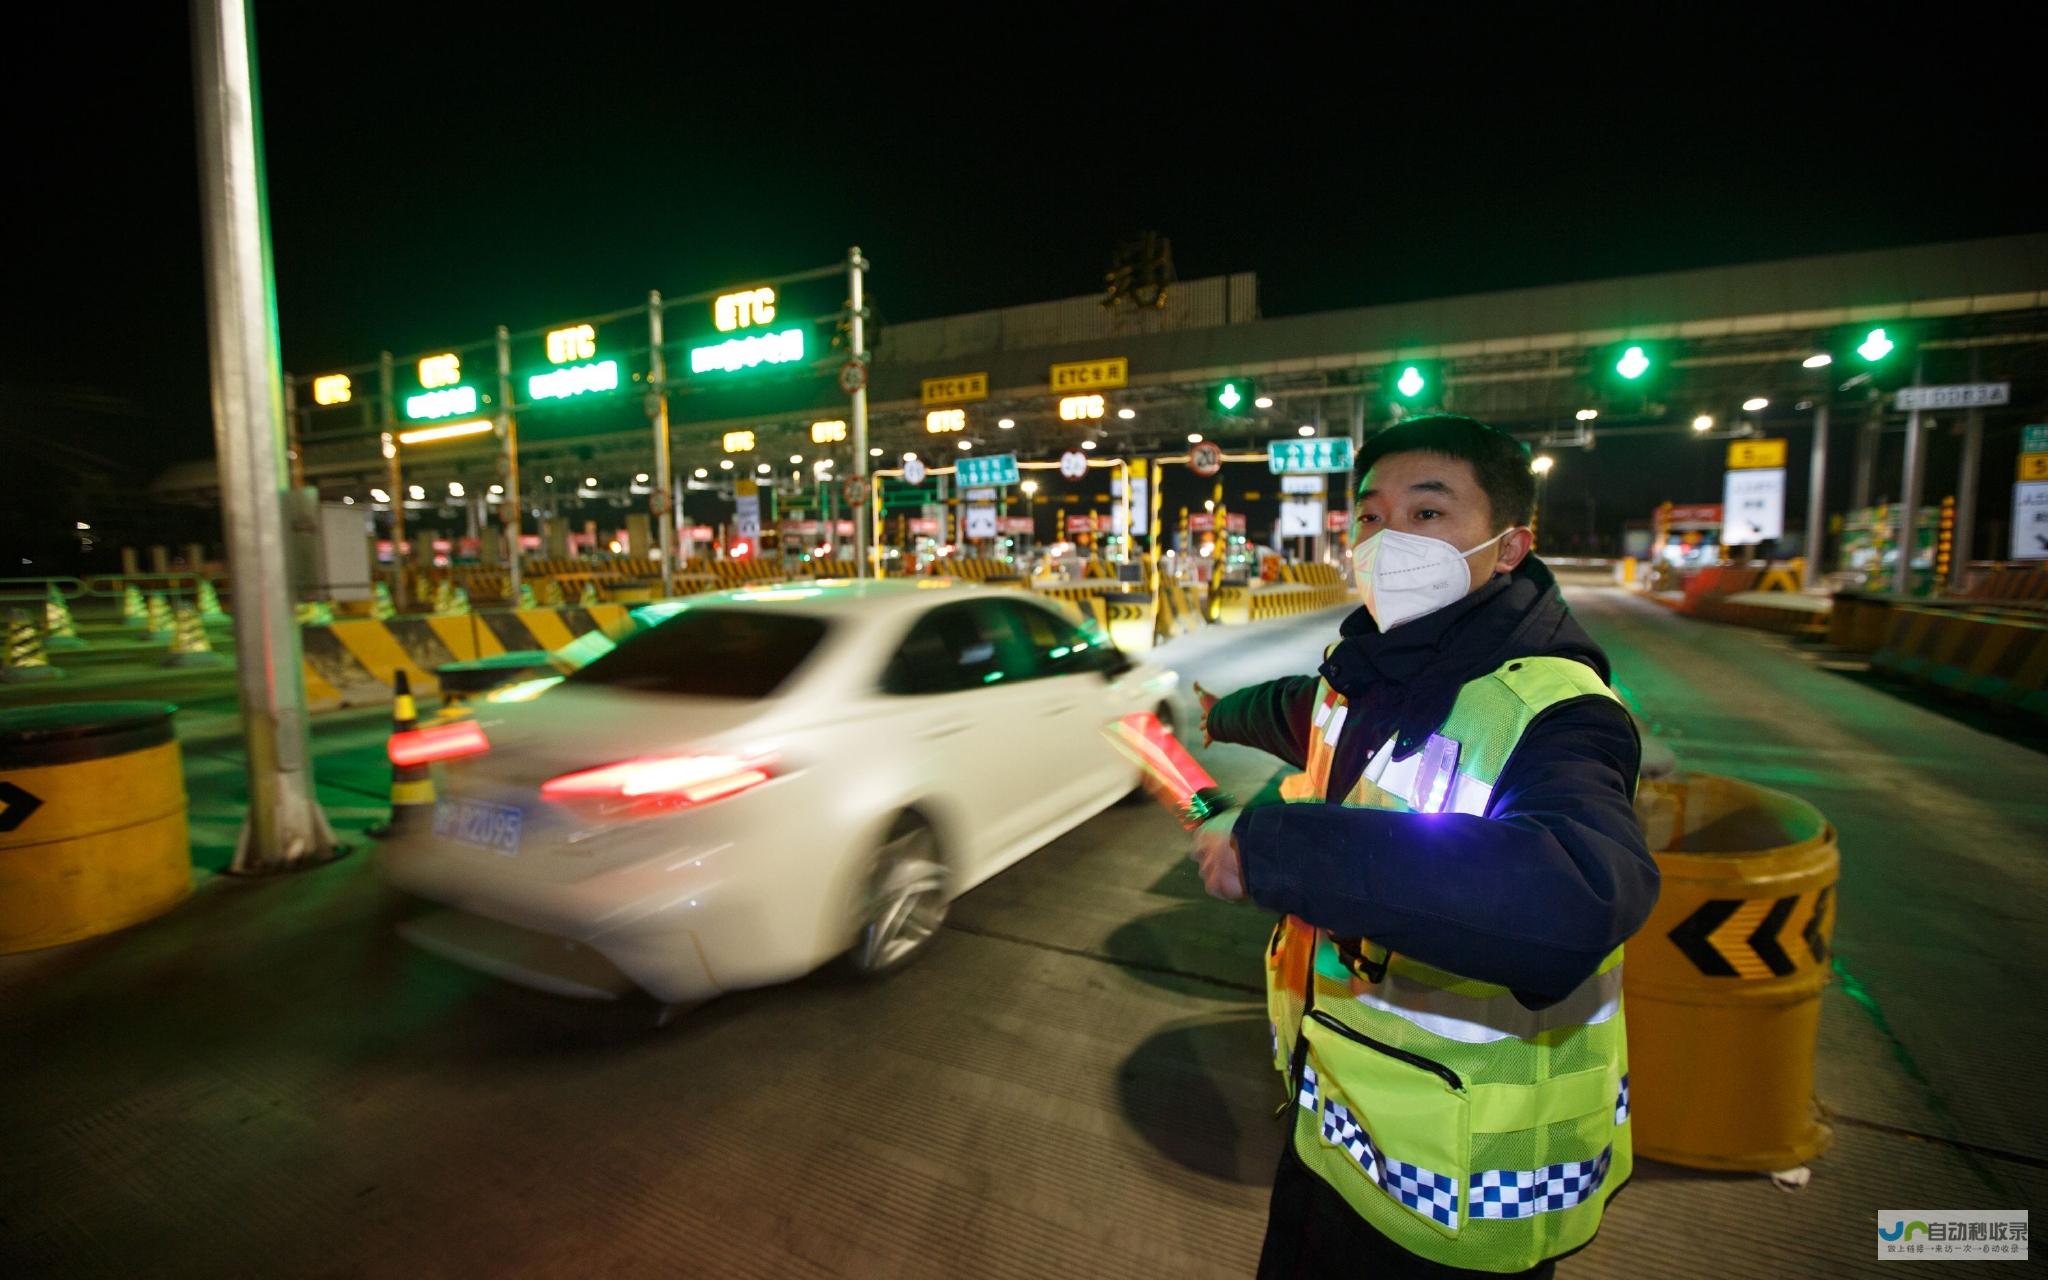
1870, 604, 2048, 721
299, 603, 635, 709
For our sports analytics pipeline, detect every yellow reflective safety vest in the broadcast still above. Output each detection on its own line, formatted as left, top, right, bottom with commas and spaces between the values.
1265, 654, 1635, 1273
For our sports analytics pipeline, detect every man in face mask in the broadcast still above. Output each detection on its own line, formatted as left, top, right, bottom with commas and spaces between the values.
1192, 414, 1657, 1279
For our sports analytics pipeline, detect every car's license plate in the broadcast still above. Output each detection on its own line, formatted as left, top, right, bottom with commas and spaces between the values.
433, 798, 524, 857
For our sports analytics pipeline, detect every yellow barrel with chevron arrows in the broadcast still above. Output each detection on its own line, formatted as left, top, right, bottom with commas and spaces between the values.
0, 702, 190, 954
1626, 772, 1839, 1171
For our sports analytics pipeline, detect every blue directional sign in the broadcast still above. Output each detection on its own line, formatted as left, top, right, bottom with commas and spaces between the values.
1267, 438, 1353, 474
955, 452, 1020, 488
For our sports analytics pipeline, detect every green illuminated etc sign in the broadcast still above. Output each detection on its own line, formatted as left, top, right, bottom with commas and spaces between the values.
688, 326, 806, 375
528, 359, 620, 401
1268, 437, 1353, 474
405, 386, 479, 420
956, 453, 1019, 488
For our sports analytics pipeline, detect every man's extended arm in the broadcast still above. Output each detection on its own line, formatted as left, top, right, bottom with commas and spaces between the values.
1206, 676, 1320, 770
1234, 699, 1657, 1003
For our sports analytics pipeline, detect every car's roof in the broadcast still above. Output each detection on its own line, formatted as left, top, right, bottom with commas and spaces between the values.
636, 576, 1042, 622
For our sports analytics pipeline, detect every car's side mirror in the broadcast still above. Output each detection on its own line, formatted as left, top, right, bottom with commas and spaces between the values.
1096, 646, 1134, 678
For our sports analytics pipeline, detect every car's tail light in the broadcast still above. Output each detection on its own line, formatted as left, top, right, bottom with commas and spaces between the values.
540, 754, 773, 812
389, 719, 490, 767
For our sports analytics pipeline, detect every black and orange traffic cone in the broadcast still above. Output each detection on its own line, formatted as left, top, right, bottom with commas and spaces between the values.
372, 670, 436, 838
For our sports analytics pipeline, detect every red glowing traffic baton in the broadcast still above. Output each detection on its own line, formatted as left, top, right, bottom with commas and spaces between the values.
1102, 712, 1236, 829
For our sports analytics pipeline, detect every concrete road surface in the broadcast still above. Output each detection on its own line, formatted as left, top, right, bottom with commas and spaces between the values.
3, 589, 2042, 1277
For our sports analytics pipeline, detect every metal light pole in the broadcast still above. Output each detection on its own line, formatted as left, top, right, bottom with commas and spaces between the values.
191, 0, 336, 872
1893, 358, 1926, 597
282, 372, 305, 489
1803, 403, 1829, 589
496, 325, 521, 602
1952, 348, 1984, 593
379, 351, 405, 609
648, 290, 676, 597
848, 246, 871, 577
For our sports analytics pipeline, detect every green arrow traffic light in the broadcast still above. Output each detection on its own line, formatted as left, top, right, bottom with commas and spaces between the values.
1214, 380, 1253, 414
1854, 327, 1896, 363
1383, 359, 1440, 410
1614, 345, 1651, 381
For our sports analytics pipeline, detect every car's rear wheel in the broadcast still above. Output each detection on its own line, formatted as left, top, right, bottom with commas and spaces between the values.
847, 813, 948, 977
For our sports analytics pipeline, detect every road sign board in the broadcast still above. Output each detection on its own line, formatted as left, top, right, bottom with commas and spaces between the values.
1267, 437, 1353, 474
1726, 438, 1787, 470
1894, 382, 2010, 411
1280, 474, 1326, 494
1278, 499, 1324, 537
1721, 467, 1785, 545
908, 518, 938, 536
1000, 517, 1033, 535
921, 373, 988, 406
837, 360, 868, 395
1188, 441, 1223, 476
1049, 358, 1127, 392
1327, 508, 1351, 532
901, 457, 927, 486
2022, 455, 2048, 482
1059, 451, 1089, 480
842, 474, 868, 504
648, 491, 669, 516
964, 506, 997, 539
2025, 424, 2048, 454
2014, 482, 2048, 560
956, 453, 1019, 488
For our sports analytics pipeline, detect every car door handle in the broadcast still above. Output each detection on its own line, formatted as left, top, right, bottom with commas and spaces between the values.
918, 721, 971, 740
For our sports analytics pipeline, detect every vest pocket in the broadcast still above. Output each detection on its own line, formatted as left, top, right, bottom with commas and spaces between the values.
1464, 1065, 1622, 1231
1302, 1009, 1470, 1240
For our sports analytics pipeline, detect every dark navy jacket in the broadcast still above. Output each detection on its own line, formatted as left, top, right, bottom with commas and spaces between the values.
1210, 558, 1658, 1004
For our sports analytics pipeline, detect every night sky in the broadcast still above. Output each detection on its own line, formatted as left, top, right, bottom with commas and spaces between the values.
5, 6, 2042, 562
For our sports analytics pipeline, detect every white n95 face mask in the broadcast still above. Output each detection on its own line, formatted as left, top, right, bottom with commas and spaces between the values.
1352, 528, 1510, 630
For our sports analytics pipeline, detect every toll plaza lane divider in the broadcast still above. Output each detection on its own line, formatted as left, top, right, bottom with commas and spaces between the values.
1653, 564, 1830, 638
1869, 603, 2048, 721
299, 605, 634, 710
1830, 565, 2048, 654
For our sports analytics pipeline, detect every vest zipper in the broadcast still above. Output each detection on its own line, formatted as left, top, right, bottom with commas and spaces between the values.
1308, 1008, 1464, 1092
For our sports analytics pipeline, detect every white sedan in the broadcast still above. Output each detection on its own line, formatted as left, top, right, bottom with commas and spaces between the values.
378, 579, 1179, 1004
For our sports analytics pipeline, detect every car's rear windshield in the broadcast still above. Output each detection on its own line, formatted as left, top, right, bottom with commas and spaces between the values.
567, 608, 829, 699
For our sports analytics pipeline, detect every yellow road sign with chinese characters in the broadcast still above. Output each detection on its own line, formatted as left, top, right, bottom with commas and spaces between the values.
921, 373, 987, 406
1727, 438, 1788, 470
1049, 358, 1127, 392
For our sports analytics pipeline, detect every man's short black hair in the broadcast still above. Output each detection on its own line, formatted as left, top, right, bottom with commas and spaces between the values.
1355, 413, 1536, 527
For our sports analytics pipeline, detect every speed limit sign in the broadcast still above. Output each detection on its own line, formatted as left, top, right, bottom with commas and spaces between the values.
648, 490, 669, 516
1188, 441, 1223, 476
843, 474, 868, 504
1059, 450, 1089, 480
837, 360, 868, 395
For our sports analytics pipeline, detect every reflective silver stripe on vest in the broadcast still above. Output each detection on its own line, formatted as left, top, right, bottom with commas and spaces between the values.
1352, 963, 1624, 1045
1361, 734, 1496, 816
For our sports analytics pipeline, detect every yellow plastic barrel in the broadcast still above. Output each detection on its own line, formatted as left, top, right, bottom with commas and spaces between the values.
0, 702, 190, 954
1625, 772, 1839, 1171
